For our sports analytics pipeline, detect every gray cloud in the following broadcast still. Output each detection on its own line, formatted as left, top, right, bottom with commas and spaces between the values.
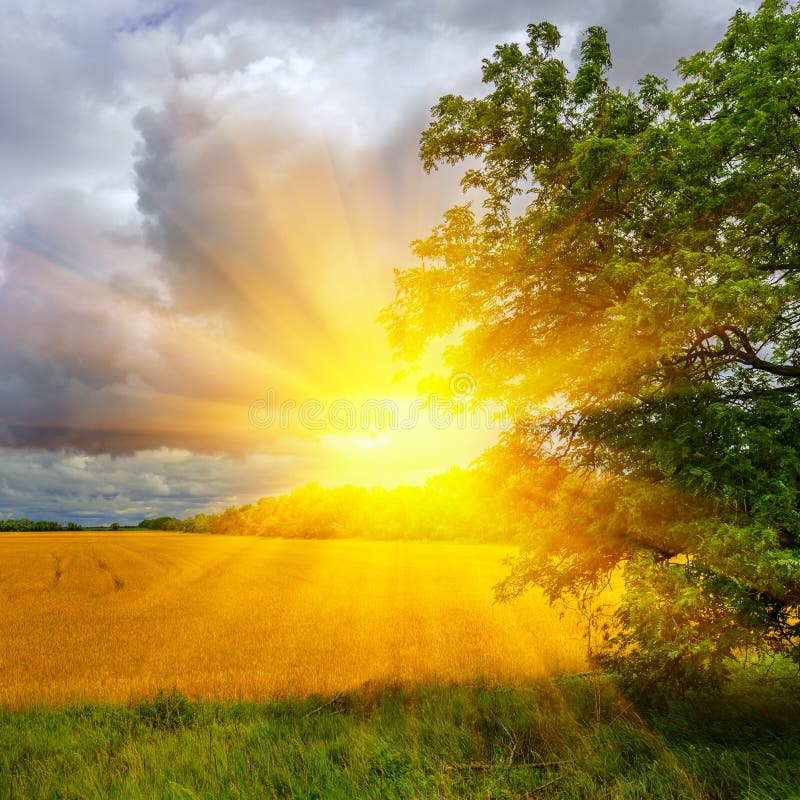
0, 447, 298, 525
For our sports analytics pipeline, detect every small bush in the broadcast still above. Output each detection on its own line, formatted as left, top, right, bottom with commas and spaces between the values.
134, 687, 196, 730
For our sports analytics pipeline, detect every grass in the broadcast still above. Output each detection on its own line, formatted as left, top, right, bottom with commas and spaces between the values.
3, 532, 797, 797
0, 532, 587, 707
2, 675, 800, 799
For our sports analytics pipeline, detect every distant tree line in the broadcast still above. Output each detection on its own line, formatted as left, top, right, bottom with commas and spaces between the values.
0, 518, 83, 532
175, 468, 515, 542
137, 516, 184, 531
4, 469, 522, 542
4, 468, 520, 543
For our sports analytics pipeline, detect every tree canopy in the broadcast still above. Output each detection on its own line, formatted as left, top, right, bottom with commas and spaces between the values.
383, 0, 800, 692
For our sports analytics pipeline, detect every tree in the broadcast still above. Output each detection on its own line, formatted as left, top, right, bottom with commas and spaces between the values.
138, 516, 183, 531
383, 1, 800, 692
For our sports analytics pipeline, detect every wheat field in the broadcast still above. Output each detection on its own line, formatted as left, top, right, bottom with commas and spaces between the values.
0, 532, 587, 708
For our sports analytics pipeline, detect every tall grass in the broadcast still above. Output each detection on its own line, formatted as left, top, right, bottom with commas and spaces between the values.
2, 675, 800, 799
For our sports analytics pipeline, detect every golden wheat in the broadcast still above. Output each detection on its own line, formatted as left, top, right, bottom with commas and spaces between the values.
0, 532, 588, 708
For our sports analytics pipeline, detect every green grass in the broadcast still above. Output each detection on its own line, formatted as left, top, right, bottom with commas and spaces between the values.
2, 675, 800, 799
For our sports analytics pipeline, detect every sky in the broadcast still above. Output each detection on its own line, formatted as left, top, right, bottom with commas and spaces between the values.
0, 0, 756, 524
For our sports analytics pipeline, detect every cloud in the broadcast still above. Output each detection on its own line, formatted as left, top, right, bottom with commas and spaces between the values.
131, 10, 486, 316
0, 447, 298, 524
0, 0, 758, 517
116, 2, 185, 34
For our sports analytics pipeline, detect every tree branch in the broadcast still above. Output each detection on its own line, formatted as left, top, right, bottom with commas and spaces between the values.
718, 327, 800, 378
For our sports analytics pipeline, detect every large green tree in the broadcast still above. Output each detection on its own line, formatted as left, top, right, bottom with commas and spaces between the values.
383, 1, 800, 692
